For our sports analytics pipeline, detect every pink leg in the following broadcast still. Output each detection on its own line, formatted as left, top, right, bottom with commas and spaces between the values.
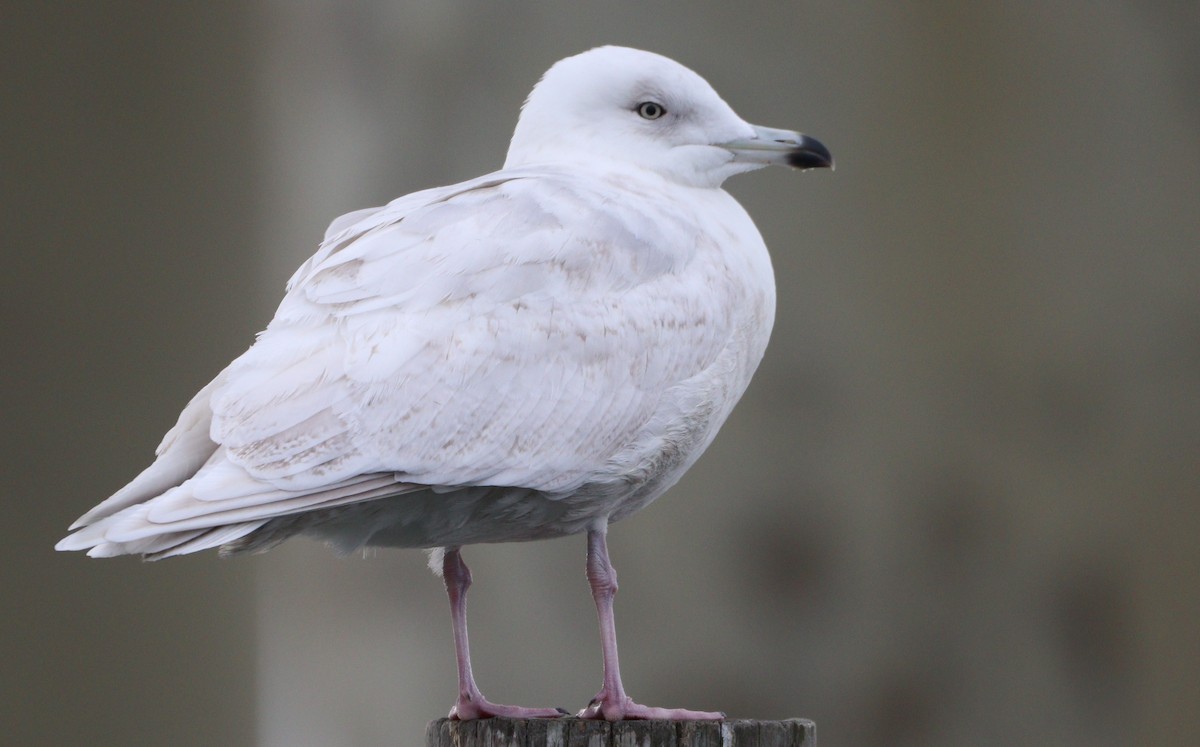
442, 547, 567, 720
576, 527, 724, 721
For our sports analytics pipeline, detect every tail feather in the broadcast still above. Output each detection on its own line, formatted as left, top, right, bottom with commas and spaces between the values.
145, 521, 267, 560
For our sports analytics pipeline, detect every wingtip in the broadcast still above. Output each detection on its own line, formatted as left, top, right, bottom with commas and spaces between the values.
55, 532, 91, 553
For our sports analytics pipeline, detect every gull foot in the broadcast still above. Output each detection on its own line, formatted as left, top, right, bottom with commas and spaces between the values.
576, 692, 724, 721
450, 696, 568, 720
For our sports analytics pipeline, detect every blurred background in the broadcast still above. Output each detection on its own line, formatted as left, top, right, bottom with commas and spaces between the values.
4, 2, 1198, 746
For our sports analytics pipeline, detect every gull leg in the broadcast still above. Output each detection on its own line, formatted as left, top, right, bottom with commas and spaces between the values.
576, 526, 724, 721
442, 547, 567, 720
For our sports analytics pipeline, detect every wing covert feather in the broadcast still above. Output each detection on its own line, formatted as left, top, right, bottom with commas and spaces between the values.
209, 169, 740, 496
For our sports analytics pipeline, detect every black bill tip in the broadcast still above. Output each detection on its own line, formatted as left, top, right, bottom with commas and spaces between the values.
786, 135, 834, 171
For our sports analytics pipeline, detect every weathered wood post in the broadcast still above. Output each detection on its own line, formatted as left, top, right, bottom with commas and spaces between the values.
426, 717, 816, 746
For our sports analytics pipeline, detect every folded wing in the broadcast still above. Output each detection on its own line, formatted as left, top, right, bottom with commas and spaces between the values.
59, 168, 733, 557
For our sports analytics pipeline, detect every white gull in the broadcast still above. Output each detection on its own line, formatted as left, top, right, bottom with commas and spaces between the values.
57, 45, 832, 721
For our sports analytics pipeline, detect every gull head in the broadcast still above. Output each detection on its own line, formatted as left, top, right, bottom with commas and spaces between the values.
505, 46, 832, 189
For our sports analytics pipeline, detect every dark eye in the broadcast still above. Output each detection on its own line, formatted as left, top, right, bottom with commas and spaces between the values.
636, 101, 666, 120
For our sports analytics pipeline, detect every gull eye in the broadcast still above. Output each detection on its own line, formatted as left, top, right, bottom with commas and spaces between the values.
636, 101, 666, 120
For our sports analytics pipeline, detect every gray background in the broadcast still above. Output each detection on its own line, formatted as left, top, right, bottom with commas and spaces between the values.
5, 3, 1198, 746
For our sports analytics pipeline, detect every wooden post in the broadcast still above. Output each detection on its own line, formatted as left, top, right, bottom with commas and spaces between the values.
425, 717, 815, 746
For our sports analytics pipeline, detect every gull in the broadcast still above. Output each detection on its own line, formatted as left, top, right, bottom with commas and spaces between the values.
57, 45, 832, 721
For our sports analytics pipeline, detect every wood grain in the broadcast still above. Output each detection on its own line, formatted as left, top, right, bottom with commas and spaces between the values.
425, 717, 815, 746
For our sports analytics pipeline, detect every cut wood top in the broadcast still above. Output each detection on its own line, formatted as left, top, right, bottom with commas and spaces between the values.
425, 717, 815, 747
